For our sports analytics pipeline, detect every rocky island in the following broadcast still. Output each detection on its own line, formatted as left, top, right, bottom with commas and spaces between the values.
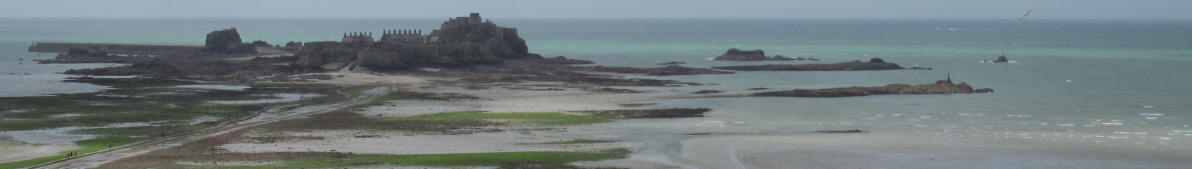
14, 13, 996, 169
47, 13, 726, 87
294, 13, 541, 71
983, 55, 1010, 63
714, 58, 907, 71
753, 78, 994, 97
713, 48, 818, 61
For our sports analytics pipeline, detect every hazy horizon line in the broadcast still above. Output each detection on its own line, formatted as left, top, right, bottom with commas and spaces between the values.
2, 16, 1188, 21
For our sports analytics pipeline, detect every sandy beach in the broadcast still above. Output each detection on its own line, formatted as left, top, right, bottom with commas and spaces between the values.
678, 132, 1192, 169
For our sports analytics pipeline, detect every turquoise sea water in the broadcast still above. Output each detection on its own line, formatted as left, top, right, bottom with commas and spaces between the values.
2, 19, 1191, 168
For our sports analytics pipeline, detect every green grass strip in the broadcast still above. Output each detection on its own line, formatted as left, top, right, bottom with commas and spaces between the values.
0, 136, 139, 169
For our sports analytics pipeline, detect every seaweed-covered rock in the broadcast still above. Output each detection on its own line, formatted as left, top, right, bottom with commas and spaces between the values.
36, 48, 152, 63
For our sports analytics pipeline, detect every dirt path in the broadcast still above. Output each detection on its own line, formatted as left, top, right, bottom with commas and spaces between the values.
31, 86, 393, 169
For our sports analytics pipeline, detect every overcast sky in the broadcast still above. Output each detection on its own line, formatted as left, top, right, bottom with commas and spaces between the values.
1, 0, 1188, 19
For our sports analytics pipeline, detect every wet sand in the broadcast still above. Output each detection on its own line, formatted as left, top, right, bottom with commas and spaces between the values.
0, 136, 79, 163
221, 130, 624, 154
678, 132, 1192, 169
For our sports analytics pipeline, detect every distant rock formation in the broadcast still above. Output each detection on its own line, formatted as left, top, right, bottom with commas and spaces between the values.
691, 90, 724, 94
540, 56, 594, 65
713, 58, 904, 71
584, 65, 734, 76
657, 61, 686, 65
36, 48, 151, 63
294, 13, 542, 70
995, 55, 1009, 63
203, 28, 255, 53
714, 48, 817, 61
753, 79, 993, 97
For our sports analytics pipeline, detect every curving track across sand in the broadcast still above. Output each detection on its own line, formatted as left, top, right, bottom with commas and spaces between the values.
31, 86, 393, 169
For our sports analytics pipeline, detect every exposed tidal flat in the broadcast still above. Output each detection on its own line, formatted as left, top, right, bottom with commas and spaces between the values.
3, 18, 1192, 169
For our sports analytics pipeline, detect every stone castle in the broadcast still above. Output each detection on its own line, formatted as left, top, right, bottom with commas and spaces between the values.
296, 13, 538, 70
338, 13, 492, 45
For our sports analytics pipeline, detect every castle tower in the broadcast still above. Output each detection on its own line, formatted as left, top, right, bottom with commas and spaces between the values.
469, 13, 481, 23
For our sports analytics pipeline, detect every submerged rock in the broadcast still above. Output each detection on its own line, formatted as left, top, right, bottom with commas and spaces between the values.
753, 79, 993, 97
713, 58, 904, 71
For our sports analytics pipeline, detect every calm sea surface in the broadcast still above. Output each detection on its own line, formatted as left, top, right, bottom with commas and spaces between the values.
2, 18, 1191, 168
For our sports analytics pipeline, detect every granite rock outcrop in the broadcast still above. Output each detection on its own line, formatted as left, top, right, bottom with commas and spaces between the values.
714, 48, 817, 61
713, 58, 905, 71
753, 79, 993, 97
203, 28, 256, 53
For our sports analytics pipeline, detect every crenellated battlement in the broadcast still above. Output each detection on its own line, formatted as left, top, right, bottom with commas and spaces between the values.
341, 32, 375, 44
383, 29, 422, 36
380, 29, 426, 44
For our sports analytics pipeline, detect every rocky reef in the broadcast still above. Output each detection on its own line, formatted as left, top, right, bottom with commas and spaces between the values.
64, 55, 296, 81
36, 48, 152, 63
714, 58, 905, 71
714, 48, 817, 61
983, 55, 1010, 63
203, 28, 256, 54
540, 56, 594, 65
752, 79, 993, 97
294, 13, 541, 70
582, 65, 734, 76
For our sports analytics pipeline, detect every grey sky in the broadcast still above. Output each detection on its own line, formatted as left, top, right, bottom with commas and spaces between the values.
1, 0, 1189, 19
